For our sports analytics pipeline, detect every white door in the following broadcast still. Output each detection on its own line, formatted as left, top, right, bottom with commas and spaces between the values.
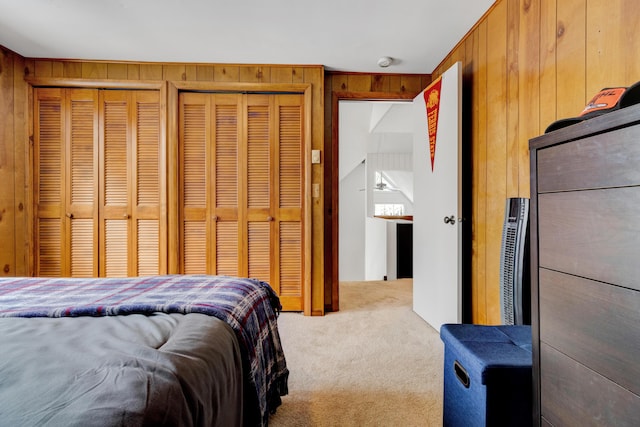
412, 61, 462, 331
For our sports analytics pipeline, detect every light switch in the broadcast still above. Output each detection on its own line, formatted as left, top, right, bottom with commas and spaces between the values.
312, 149, 321, 164
312, 183, 320, 198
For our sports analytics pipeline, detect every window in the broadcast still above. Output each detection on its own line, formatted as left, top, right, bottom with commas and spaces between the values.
374, 203, 405, 216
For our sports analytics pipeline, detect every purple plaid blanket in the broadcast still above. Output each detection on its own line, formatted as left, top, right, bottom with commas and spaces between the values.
0, 274, 288, 426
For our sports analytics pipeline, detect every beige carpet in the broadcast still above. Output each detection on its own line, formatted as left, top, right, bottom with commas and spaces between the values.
269, 279, 444, 427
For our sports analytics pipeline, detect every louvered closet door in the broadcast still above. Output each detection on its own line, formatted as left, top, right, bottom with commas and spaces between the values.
272, 94, 305, 311
100, 90, 162, 277
179, 92, 305, 311
180, 93, 242, 275
35, 88, 99, 277
35, 88, 162, 277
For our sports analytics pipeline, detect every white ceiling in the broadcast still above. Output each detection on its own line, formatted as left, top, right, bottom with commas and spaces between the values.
0, 0, 494, 74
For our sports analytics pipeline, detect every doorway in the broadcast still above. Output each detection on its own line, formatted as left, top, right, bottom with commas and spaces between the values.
331, 93, 416, 312
338, 100, 414, 282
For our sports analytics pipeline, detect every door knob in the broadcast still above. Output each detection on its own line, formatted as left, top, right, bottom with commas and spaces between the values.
443, 215, 456, 225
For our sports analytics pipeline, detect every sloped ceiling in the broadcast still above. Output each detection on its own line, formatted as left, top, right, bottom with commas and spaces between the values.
0, 0, 494, 73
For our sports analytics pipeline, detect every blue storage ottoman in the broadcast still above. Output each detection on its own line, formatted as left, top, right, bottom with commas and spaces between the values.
439, 324, 532, 427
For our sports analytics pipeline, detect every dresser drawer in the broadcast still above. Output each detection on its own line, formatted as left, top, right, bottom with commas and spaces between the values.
537, 125, 640, 193
540, 343, 640, 426
538, 187, 640, 291
539, 268, 640, 395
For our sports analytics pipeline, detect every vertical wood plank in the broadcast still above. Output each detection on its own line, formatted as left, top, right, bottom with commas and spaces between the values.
184, 64, 197, 81
556, 0, 586, 119
214, 65, 240, 82
518, 0, 540, 198
270, 66, 293, 84
346, 75, 372, 92
107, 63, 128, 80
82, 62, 108, 79
139, 64, 163, 80
370, 74, 391, 92
506, 0, 520, 198
239, 66, 270, 83
539, 0, 557, 134
399, 75, 426, 94
34, 60, 53, 78
586, 0, 640, 93
0, 48, 15, 275
127, 64, 140, 80
163, 64, 186, 81
196, 65, 214, 81
485, 0, 508, 324
51, 61, 64, 78
475, 19, 489, 324
292, 67, 305, 84
14, 54, 29, 275
63, 62, 82, 79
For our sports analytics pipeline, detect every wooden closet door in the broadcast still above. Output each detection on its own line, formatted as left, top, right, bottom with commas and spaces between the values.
179, 92, 242, 275
35, 88, 99, 277
272, 94, 305, 311
35, 88, 162, 277
246, 93, 305, 310
179, 92, 305, 311
100, 90, 162, 277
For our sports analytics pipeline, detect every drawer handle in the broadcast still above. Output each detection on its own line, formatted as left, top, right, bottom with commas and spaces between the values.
454, 360, 470, 388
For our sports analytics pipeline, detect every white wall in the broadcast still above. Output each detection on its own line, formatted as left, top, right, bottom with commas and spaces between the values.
364, 217, 387, 281
338, 162, 366, 281
386, 222, 397, 280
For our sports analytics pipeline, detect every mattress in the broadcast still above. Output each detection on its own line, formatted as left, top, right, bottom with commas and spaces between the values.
0, 274, 289, 426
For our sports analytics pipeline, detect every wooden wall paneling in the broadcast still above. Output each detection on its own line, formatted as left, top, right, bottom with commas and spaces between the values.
370, 74, 391, 92
472, 21, 488, 324
0, 48, 15, 276
34, 60, 53, 78
127, 64, 140, 80
506, 0, 520, 198
518, 0, 540, 198
346, 75, 372, 92
214, 65, 240, 82
184, 65, 198, 81
81, 62, 108, 79
139, 64, 163, 81
539, 0, 557, 135
271, 66, 295, 84
107, 63, 128, 80
63, 62, 82, 79
163, 64, 186, 82
484, 0, 508, 324
195, 65, 215, 82
586, 0, 640, 94
556, 0, 586, 119
14, 53, 29, 275
240, 66, 270, 83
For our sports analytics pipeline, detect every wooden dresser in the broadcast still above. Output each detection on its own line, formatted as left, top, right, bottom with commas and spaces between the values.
529, 105, 640, 426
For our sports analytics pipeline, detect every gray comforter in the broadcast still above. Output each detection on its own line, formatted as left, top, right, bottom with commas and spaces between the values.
0, 313, 244, 427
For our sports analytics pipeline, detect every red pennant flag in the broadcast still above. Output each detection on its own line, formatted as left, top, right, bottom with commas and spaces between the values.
423, 77, 442, 171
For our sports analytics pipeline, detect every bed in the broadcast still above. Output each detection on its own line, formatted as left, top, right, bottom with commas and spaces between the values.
0, 274, 289, 427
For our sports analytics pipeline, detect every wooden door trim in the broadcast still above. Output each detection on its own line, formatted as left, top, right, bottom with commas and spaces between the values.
329, 91, 418, 312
